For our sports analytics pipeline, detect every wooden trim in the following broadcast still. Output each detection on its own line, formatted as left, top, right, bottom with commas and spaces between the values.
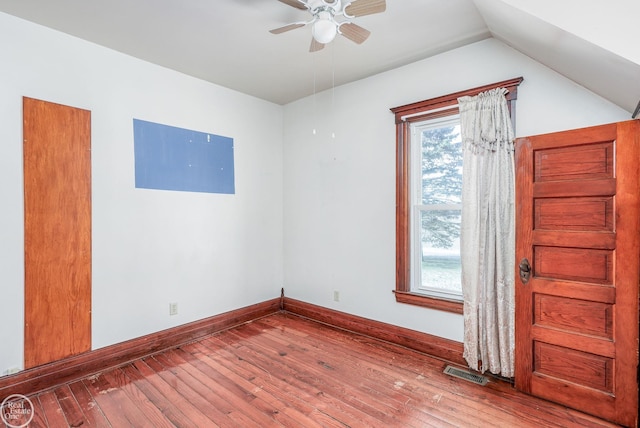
394, 291, 463, 314
395, 121, 410, 293
283, 298, 465, 366
390, 76, 524, 123
391, 77, 523, 313
1, 296, 465, 400
0, 298, 281, 400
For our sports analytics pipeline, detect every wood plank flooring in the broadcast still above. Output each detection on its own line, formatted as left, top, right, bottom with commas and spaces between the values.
23, 313, 619, 427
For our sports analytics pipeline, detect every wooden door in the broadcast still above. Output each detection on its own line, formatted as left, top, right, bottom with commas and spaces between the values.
514, 120, 639, 427
24, 97, 92, 368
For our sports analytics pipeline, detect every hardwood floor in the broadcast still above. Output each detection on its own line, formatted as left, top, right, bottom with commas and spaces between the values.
22, 313, 618, 427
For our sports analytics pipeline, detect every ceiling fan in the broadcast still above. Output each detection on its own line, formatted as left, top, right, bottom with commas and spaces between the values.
270, 0, 386, 52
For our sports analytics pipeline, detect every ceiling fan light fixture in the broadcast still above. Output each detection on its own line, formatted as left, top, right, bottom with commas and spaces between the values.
312, 13, 337, 44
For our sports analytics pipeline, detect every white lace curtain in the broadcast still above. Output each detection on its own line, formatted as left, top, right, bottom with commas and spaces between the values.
458, 88, 516, 378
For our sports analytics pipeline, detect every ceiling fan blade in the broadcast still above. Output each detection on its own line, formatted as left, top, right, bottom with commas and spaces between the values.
277, 0, 308, 10
339, 22, 371, 44
344, 0, 386, 17
270, 23, 306, 34
310, 38, 325, 52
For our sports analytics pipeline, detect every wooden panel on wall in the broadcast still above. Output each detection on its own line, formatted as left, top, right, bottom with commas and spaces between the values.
23, 97, 92, 369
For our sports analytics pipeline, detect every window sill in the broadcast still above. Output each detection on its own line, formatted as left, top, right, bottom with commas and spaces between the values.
394, 290, 463, 314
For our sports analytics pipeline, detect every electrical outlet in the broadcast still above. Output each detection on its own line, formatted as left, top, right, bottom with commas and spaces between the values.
169, 302, 178, 316
333, 291, 340, 302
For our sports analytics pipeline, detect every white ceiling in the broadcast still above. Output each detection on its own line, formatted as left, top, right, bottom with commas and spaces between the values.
0, 0, 638, 112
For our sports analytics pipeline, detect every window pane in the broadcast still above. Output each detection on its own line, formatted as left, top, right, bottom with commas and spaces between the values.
419, 209, 461, 296
420, 125, 462, 205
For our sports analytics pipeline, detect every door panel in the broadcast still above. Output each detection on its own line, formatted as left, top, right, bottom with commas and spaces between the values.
534, 197, 614, 231
534, 246, 612, 283
23, 97, 92, 368
515, 120, 639, 427
534, 294, 612, 338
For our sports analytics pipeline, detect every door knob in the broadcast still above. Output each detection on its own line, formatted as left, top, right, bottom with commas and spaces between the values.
519, 258, 531, 284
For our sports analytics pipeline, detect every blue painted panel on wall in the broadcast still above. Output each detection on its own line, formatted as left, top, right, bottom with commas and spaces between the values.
133, 119, 235, 194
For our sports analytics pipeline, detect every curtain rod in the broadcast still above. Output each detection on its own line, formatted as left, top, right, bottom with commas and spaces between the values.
400, 103, 459, 121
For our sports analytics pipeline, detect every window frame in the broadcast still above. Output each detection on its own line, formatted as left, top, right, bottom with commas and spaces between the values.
390, 77, 523, 314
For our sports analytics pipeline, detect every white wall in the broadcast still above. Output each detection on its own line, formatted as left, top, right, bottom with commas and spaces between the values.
282, 38, 629, 342
0, 12, 284, 375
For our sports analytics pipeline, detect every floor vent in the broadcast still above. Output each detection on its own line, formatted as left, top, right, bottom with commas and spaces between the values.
443, 365, 488, 386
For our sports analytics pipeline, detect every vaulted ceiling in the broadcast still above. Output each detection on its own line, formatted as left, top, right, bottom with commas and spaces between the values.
0, 0, 638, 113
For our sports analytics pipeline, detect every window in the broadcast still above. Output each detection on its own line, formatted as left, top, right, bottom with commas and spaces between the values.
391, 77, 523, 313
411, 116, 462, 301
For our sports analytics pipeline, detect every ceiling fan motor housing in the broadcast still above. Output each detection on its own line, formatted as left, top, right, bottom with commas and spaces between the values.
313, 0, 341, 11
